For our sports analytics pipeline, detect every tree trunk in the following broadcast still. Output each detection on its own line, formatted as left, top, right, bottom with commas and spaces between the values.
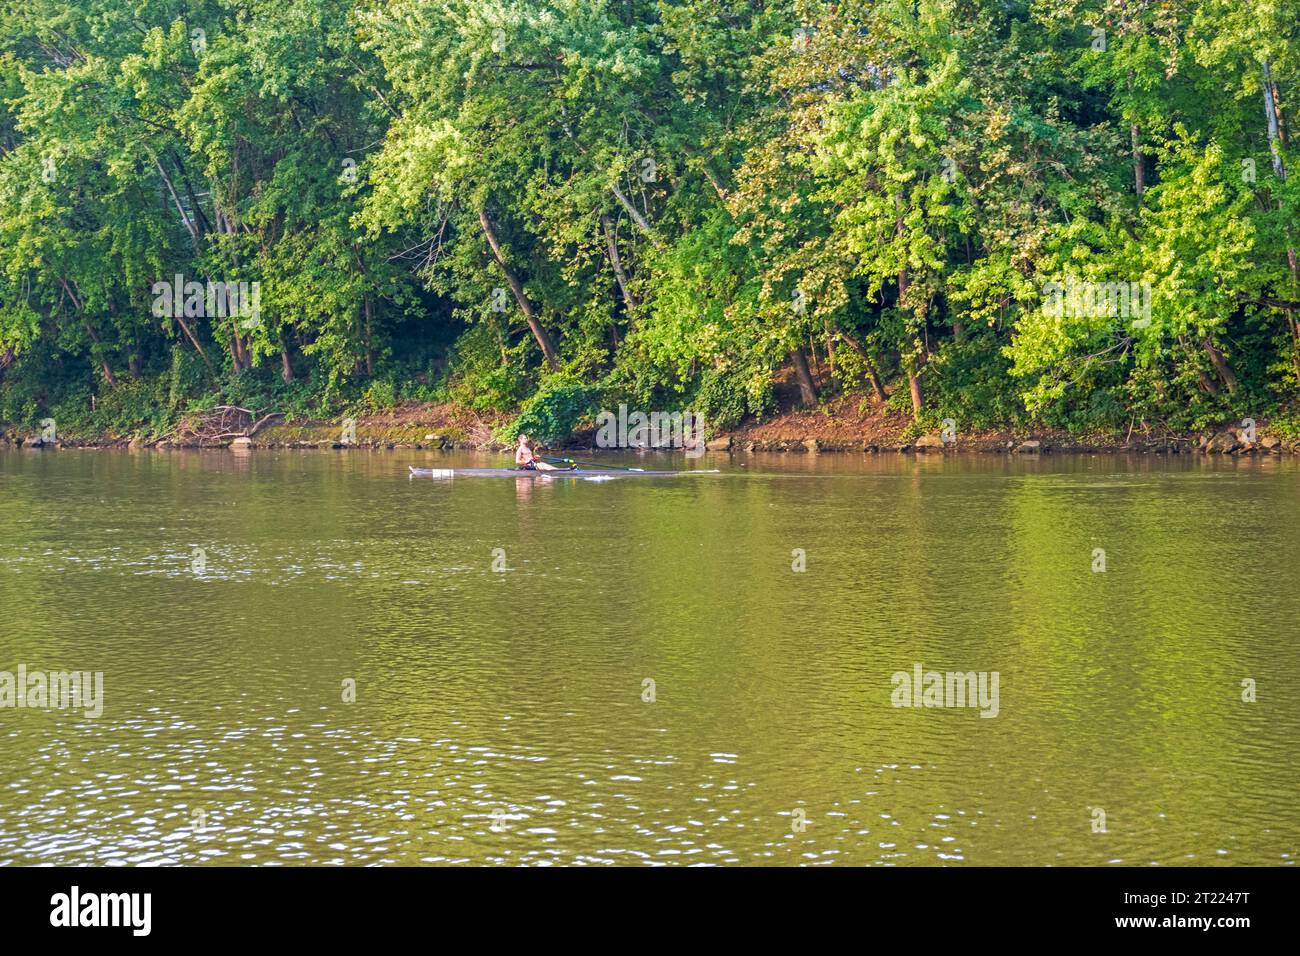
699, 163, 729, 202
82, 320, 116, 387
171, 148, 212, 237
174, 313, 215, 375
280, 337, 294, 384
364, 295, 375, 377
1131, 123, 1144, 202
478, 208, 561, 370
1261, 60, 1300, 373
229, 318, 249, 372
601, 215, 638, 311
897, 255, 923, 421
610, 182, 657, 241
1180, 335, 1220, 395
836, 332, 887, 402
907, 357, 924, 422
1290, 312, 1300, 381
1203, 337, 1239, 393
790, 347, 818, 407
60, 281, 117, 386
1262, 61, 1287, 180
866, 358, 886, 403
490, 315, 509, 366
155, 157, 203, 252
825, 321, 836, 389
1127, 70, 1145, 203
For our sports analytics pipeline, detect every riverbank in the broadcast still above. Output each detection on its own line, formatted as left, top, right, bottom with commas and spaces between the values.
2, 396, 1295, 456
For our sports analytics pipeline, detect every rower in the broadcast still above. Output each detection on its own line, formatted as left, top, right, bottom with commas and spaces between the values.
514, 435, 565, 471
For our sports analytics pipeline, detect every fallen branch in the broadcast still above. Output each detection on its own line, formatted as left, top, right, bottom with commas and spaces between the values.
248, 411, 284, 436
166, 405, 281, 443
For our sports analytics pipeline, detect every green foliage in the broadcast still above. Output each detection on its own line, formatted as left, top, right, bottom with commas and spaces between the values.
443, 325, 531, 412
502, 375, 598, 445
356, 378, 398, 415
0, 1, 1297, 441
77, 379, 175, 440
923, 333, 1026, 432
1270, 411, 1300, 444
168, 345, 206, 410
694, 367, 775, 434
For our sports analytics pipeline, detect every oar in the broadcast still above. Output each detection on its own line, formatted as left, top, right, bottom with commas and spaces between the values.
539, 455, 644, 472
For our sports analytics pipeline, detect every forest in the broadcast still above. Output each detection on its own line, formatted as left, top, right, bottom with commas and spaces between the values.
0, 0, 1297, 443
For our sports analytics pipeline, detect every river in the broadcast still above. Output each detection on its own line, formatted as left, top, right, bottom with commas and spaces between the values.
0, 448, 1296, 865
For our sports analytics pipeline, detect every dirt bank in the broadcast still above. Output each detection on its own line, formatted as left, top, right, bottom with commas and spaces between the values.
2, 396, 1293, 457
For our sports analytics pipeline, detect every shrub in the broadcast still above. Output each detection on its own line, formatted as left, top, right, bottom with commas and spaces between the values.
694, 369, 748, 433
922, 333, 1027, 431
502, 375, 597, 445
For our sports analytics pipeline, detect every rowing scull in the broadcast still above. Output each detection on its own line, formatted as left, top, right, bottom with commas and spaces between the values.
408, 466, 719, 479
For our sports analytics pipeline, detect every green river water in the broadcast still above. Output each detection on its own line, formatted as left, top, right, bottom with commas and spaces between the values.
0, 448, 1296, 866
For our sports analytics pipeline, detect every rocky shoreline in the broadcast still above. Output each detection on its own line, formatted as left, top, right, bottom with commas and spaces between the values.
2, 420, 1292, 457
697, 428, 1290, 456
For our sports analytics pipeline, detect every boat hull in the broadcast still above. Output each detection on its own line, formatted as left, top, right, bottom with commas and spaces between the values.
408, 466, 712, 479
